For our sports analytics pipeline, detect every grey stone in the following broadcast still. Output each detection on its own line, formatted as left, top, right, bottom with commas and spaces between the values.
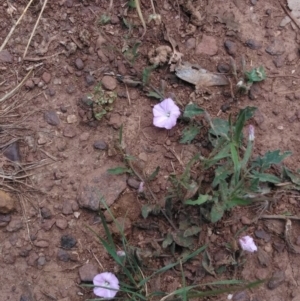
127, 177, 140, 189
224, 40, 237, 56
75, 58, 84, 70
61, 234, 77, 249
79, 264, 99, 282
57, 249, 70, 262
78, 162, 127, 211
44, 110, 60, 126
85, 74, 95, 86
93, 140, 108, 150
41, 207, 52, 219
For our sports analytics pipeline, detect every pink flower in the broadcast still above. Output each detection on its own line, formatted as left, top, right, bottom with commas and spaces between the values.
93, 272, 119, 299
248, 125, 255, 141
239, 235, 257, 252
153, 98, 180, 129
117, 250, 126, 257
138, 182, 144, 193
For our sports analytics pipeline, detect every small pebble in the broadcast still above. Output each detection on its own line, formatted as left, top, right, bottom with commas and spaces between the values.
217, 63, 231, 73
44, 110, 60, 126
41, 207, 52, 219
61, 234, 77, 249
42, 72, 51, 84
127, 177, 140, 189
57, 249, 70, 262
75, 58, 84, 70
102, 76, 117, 90
93, 140, 108, 150
224, 40, 237, 56
85, 74, 95, 86
67, 114, 77, 124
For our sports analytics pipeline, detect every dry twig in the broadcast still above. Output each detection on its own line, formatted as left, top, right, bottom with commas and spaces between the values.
23, 0, 49, 58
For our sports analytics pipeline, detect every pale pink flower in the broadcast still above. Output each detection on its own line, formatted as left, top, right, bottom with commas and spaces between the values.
239, 235, 257, 252
93, 272, 119, 299
117, 250, 126, 257
138, 182, 144, 193
153, 98, 180, 129
248, 125, 255, 141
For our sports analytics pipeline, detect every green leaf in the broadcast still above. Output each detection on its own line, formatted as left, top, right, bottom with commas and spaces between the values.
184, 226, 201, 237
147, 166, 160, 181
250, 170, 281, 184
185, 194, 210, 205
212, 166, 231, 188
183, 104, 205, 118
172, 231, 194, 248
226, 197, 252, 209
234, 110, 246, 144
230, 142, 240, 184
162, 233, 173, 248
245, 66, 266, 82
147, 91, 162, 99
107, 166, 131, 175
180, 126, 201, 144
128, 0, 136, 7
252, 150, 292, 171
141, 204, 160, 218
210, 202, 225, 223
209, 118, 229, 136
142, 65, 157, 85
283, 167, 300, 186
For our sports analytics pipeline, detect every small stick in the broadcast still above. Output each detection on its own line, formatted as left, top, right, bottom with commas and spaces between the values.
135, 0, 147, 37
23, 51, 65, 62
0, 69, 32, 103
0, 0, 35, 51
259, 215, 300, 221
23, 0, 49, 58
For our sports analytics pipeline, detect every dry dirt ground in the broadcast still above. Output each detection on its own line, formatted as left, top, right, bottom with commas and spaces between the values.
1, 0, 300, 300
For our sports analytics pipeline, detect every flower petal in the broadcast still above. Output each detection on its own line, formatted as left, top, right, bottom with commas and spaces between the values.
153, 115, 169, 128
93, 272, 119, 299
239, 235, 257, 253
152, 98, 180, 129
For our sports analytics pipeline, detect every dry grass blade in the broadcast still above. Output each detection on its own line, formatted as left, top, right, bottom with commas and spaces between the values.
0, 0, 35, 52
135, 0, 146, 37
23, 0, 49, 58
0, 69, 32, 103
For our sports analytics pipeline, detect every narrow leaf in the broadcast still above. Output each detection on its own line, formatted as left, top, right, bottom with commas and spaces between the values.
107, 167, 131, 175
183, 104, 205, 118
147, 166, 160, 181
185, 194, 210, 205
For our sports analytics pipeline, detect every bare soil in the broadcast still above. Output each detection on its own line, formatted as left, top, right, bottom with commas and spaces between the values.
0, 0, 300, 300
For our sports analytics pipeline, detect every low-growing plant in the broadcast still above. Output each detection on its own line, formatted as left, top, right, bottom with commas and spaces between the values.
87, 83, 117, 121
85, 199, 263, 300
172, 104, 292, 223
